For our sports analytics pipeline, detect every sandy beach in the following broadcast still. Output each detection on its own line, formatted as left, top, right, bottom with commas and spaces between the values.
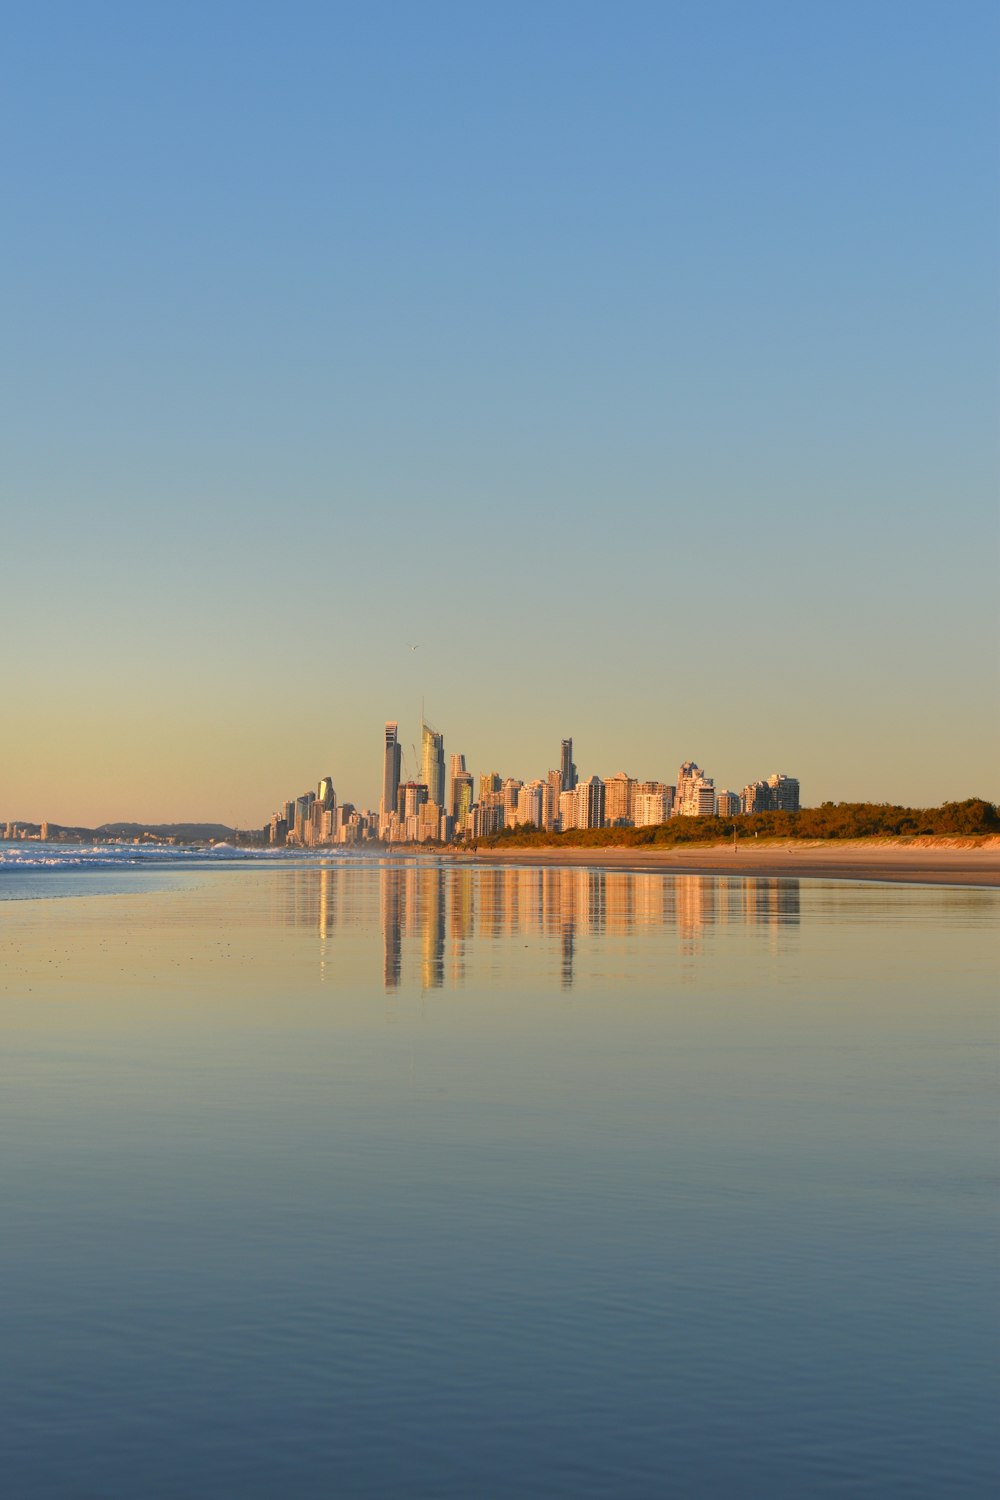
458, 839, 1000, 887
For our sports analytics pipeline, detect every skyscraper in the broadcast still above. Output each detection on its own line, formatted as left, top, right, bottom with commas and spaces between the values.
633, 789, 671, 826
676, 761, 714, 817
450, 771, 474, 827
767, 774, 800, 811
421, 722, 445, 809
516, 780, 545, 828
603, 772, 635, 826
742, 780, 770, 814
560, 738, 578, 792
381, 722, 401, 822
575, 775, 606, 829
448, 753, 471, 823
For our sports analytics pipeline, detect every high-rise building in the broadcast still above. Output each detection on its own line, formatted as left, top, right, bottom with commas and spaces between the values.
767, 774, 800, 812
317, 777, 336, 812
502, 777, 523, 829
381, 722, 401, 826
469, 800, 504, 837
633, 790, 671, 827
742, 781, 770, 814
516, 780, 545, 829
450, 771, 474, 827
294, 792, 315, 844
417, 800, 441, 843
473, 773, 505, 838
677, 762, 715, 817
575, 775, 606, 829
560, 738, 578, 792
688, 780, 716, 817
396, 781, 428, 821
448, 754, 471, 822
716, 789, 741, 817
676, 761, 702, 811
604, 772, 635, 826
547, 769, 563, 830
421, 723, 445, 810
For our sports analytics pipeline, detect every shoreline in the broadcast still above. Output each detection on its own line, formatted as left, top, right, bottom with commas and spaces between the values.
451, 839, 1000, 888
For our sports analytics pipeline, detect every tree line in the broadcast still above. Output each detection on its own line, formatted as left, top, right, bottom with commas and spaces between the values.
473, 799, 1000, 848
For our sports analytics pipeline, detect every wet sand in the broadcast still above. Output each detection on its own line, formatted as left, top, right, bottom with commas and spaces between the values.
459, 840, 1000, 887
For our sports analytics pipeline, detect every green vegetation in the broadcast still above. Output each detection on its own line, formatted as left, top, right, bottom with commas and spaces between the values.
471, 799, 1000, 849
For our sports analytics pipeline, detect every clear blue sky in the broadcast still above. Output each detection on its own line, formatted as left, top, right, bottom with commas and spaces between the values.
3, 1, 997, 824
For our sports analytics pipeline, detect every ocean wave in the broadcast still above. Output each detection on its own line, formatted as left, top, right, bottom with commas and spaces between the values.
0, 842, 368, 872
0, 842, 261, 871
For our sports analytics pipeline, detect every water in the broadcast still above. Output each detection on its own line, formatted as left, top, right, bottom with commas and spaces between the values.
1, 856, 996, 1497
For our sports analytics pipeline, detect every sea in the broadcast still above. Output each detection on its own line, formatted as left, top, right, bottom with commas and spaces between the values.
1, 842, 997, 1498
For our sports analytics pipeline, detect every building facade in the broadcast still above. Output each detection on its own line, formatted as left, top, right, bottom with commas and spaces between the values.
421, 724, 445, 810
560, 738, 577, 793
381, 722, 401, 830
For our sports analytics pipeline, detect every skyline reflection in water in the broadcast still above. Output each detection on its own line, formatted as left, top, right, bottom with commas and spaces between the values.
274, 862, 802, 991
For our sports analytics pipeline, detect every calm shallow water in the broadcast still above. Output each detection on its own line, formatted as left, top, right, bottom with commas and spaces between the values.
1, 859, 996, 1498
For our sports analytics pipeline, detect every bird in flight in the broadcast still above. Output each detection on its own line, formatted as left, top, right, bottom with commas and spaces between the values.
408, 643, 421, 651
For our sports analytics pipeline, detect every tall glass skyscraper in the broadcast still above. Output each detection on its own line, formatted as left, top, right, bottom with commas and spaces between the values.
560, 737, 577, 792
421, 723, 446, 809
382, 723, 401, 819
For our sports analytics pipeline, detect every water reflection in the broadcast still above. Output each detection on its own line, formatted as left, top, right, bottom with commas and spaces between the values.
275, 862, 801, 990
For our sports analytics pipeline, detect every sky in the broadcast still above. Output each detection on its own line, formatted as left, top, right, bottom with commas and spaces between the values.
3, 0, 998, 826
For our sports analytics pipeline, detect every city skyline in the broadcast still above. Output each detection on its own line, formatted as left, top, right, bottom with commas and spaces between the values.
6, 697, 998, 833
4, 691, 996, 832
261, 723, 801, 848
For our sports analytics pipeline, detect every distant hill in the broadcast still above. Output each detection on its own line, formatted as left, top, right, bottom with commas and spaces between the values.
3, 821, 239, 843
96, 823, 236, 841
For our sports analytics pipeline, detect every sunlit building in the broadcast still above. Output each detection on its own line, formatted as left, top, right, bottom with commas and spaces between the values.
516, 780, 545, 829
633, 790, 671, 827
451, 772, 474, 828
502, 777, 523, 829
742, 781, 770, 814
293, 792, 315, 845
676, 763, 715, 817
546, 769, 562, 830
401, 782, 428, 821
560, 738, 577, 792
421, 723, 446, 810
604, 772, 635, 827
381, 723, 401, 832
575, 775, 606, 829
767, 773, 800, 811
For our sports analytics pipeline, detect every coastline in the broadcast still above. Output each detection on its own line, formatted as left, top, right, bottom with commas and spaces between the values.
452, 838, 1000, 888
